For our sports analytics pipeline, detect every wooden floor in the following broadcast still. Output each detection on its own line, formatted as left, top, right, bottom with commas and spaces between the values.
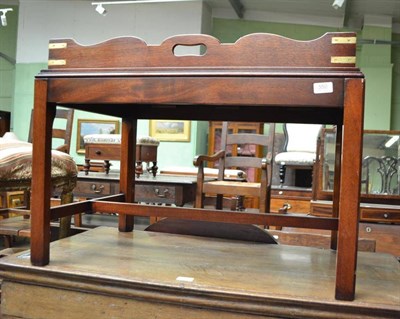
0, 226, 399, 319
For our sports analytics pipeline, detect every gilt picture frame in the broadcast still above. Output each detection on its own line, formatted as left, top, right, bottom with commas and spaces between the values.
149, 120, 191, 142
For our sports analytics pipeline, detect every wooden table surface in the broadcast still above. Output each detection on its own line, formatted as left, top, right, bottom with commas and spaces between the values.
0, 227, 398, 319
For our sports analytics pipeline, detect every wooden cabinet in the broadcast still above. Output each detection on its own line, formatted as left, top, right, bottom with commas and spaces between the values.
74, 172, 196, 207
271, 187, 312, 214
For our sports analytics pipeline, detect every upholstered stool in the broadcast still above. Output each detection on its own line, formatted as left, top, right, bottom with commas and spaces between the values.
83, 134, 160, 177
0, 135, 78, 244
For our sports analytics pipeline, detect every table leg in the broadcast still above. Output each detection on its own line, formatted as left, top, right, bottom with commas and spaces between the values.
30, 79, 54, 266
335, 78, 364, 301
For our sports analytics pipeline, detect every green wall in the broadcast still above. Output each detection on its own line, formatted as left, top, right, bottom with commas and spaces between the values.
0, 4, 18, 113
212, 18, 336, 42
212, 18, 398, 130
392, 33, 400, 130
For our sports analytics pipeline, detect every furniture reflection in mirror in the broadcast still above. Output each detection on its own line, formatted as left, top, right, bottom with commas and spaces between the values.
314, 128, 400, 201
274, 124, 323, 188
194, 121, 274, 213
311, 128, 400, 257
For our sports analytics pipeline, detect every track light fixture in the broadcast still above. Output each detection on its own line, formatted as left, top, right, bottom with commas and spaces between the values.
92, 0, 200, 15
95, 4, 107, 16
0, 8, 13, 27
332, 0, 345, 10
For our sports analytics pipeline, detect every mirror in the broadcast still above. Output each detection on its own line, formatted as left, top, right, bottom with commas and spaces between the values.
317, 129, 400, 201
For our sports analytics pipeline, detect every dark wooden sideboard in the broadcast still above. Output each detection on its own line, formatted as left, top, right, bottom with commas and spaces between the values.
25, 32, 367, 302
75, 172, 197, 207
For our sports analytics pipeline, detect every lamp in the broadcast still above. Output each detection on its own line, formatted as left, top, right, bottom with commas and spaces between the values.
332, 0, 345, 10
0, 8, 13, 27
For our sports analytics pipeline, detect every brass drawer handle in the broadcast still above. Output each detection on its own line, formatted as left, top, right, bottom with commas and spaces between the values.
91, 184, 105, 194
154, 188, 169, 198
283, 203, 292, 210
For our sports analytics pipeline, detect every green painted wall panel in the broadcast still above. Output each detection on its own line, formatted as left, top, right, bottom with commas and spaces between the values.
212, 18, 335, 42
391, 34, 400, 130
362, 25, 392, 42
212, 18, 397, 131
12, 63, 44, 137
0, 4, 18, 113
362, 66, 392, 130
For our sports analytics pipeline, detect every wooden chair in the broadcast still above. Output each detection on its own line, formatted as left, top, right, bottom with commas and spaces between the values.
193, 122, 275, 215
275, 123, 323, 188
0, 107, 77, 247
28, 107, 74, 154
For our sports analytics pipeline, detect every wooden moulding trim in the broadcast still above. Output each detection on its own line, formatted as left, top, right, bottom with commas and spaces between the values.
1, 269, 397, 319
37, 68, 364, 79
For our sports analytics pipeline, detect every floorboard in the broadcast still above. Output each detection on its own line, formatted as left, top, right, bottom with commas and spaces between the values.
0, 226, 398, 318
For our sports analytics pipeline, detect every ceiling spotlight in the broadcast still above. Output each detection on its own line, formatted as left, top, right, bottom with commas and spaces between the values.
0, 8, 13, 27
332, 0, 346, 10
95, 4, 107, 16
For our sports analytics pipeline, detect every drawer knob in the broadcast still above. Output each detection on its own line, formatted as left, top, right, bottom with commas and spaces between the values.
154, 188, 169, 198
91, 184, 105, 194
383, 213, 389, 219
95, 150, 102, 155
365, 226, 372, 233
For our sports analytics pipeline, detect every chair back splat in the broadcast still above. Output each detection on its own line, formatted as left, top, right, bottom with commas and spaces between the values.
194, 121, 275, 215
28, 107, 74, 154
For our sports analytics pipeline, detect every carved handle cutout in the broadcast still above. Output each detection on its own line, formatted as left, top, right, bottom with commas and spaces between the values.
173, 44, 207, 57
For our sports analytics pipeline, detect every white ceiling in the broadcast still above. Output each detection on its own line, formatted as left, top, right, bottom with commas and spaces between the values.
2, 0, 399, 33
207, 0, 400, 32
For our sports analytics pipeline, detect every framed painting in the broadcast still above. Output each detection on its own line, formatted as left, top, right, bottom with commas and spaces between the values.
76, 119, 120, 153
149, 120, 191, 142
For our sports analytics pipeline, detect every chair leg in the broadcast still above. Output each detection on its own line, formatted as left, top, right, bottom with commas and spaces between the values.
279, 164, 286, 187
2, 235, 12, 248
235, 195, 245, 211
216, 194, 223, 210
59, 191, 74, 239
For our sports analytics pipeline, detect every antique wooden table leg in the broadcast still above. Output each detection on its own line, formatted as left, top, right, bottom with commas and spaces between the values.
119, 117, 136, 232
335, 78, 365, 301
30, 79, 54, 266
84, 158, 91, 175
